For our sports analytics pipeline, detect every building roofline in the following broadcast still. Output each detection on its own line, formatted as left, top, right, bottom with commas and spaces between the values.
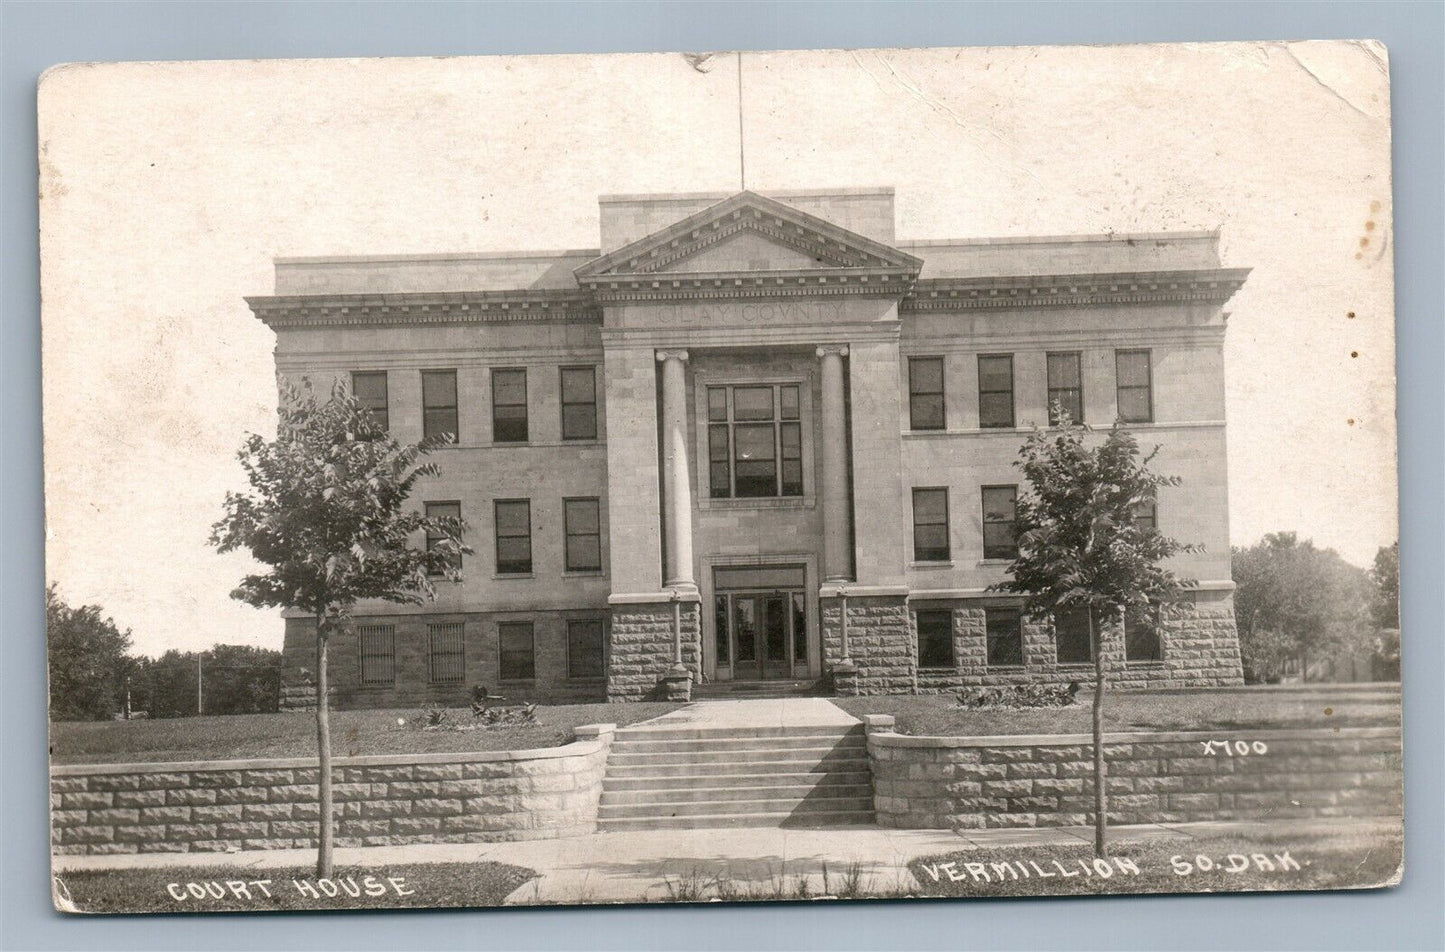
897, 229, 1221, 249
597, 187, 896, 204
274, 249, 601, 266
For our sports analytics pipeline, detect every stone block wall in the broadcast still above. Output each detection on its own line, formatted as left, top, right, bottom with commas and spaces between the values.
822, 595, 915, 695
866, 720, 1401, 830
606, 600, 701, 701
51, 726, 614, 856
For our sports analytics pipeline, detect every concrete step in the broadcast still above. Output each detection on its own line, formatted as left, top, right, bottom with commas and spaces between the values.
597, 795, 875, 820
604, 758, 865, 778
610, 734, 866, 754
613, 724, 864, 741
596, 810, 876, 832
602, 770, 873, 791
601, 783, 873, 806
607, 747, 869, 767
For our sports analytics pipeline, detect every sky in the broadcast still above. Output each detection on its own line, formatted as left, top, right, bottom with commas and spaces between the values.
39, 42, 1396, 656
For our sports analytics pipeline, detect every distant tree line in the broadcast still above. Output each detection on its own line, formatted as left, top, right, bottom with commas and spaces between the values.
1232, 535, 1399, 683
46, 586, 281, 721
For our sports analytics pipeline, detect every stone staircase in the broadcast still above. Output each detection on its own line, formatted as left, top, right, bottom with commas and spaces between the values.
596, 722, 875, 831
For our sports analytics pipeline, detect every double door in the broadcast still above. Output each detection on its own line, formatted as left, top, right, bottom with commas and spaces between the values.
714, 588, 807, 680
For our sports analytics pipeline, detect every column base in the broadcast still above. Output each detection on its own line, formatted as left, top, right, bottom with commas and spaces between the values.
606, 598, 702, 701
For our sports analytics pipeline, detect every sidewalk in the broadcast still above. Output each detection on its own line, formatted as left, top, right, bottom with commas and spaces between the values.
53, 817, 1387, 905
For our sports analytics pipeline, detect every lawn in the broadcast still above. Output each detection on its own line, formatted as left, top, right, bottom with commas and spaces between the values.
907, 824, 1402, 898
50, 702, 681, 765
832, 685, 1401, 737
54, 861, 536, 914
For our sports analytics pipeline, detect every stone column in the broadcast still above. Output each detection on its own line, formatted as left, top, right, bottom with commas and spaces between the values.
817, 345, 852, 582
656, 349, 696, 593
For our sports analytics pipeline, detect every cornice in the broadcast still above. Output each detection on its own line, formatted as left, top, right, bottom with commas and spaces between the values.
901, 268, 1251, 312
245, 290, 602, 328
582, 269, 918, 305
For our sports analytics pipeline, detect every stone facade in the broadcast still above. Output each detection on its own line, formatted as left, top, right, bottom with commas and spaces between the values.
50, 726, 614, 856
606, 600, 701, 701
251, 187, 1248, 704
866, 719, 1402, 830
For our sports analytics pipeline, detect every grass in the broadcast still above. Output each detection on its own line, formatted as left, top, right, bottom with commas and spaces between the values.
833, 685, 1401, 737
53, 861, 535, 914
658, 859, 886, 903
907, 825, 1402, 898
50, 702, 681, 765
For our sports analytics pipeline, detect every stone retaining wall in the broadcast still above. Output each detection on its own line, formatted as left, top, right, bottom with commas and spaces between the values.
51, 725, 615, 856
865, 718, 1401, 830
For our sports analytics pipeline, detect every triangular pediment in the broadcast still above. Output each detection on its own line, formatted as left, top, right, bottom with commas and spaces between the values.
575, 191, 922, 280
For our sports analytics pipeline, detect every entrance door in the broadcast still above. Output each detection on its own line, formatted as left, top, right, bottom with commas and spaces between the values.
712, 565, 809, 681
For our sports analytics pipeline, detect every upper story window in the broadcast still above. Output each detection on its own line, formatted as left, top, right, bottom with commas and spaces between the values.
351, 371, 389, 432
982, 485, 1019, 560
494, 499, 532, 575
563, 497, 602, 573
560, 366, 598, 441
421, 370, 458, 441
1133, 498, 1157, 532
424, 501, 462, 575
1115, 349, 1154, 423
911, 488, 951, 562
907, 357, 945, 430
492, 368, 528, 443
1047, 352, 1084, 425
977, 355, 1015, 429
707, 384, 802, 499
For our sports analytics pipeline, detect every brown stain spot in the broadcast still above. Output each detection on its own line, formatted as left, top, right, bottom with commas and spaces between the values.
1324, 707, 1334, 716
1355, 252, 1364, 260
1370, 200, 1382, 212
1360, 237, 1370, 248
1351, 351, 1360, 358
1365, 220, 1376, 231
1347, 418, 1355, 426
1347, 311, 1356, 319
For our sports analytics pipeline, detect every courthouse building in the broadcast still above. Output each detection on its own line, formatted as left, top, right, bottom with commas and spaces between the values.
248, 188, 1249, 708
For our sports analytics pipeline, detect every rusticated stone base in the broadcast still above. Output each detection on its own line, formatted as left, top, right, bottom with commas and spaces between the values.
822, 595, 915, 696
606, 599, 701, 701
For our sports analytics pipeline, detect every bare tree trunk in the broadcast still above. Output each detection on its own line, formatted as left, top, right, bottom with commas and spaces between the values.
315, 614, 334, 879
1091, 608, 1108, 859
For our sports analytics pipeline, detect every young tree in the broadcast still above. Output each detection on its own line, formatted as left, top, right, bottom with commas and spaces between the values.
210, 379, 468, 877
993, 412, 1199, 857
46, 585, 135, 721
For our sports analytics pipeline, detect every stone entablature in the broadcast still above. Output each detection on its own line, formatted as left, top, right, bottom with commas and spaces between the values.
50, 727, 615, 855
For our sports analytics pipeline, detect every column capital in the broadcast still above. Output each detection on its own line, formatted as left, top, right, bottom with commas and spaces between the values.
815, 344, 849, 358
655, 349, 690, 363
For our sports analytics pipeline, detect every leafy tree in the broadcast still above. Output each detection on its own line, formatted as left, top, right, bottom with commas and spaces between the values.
46, 585, 135, 721
210, 379, 468, 877
1232, 533, 1372, 682
1369, 542, 1399, 630
992, 413, 1198, 857
136, 645, 282, 717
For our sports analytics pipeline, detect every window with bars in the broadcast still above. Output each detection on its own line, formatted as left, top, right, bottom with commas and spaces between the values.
566, 619, 605, 679
916, 609, 954, 669
1115, 349, 1153, 423
1125, 606, 1164, 662
491, 368, 528, 443
977, 355, 1015, 429
706, 384, 803, 499
428, 623, 465, 683
1054, 608, 1093, 665
985, 608, 1024, 667
358, 625, 396, 686
498, 621, 535, 680
351, 371, 389, 432
908, 357, 945, 430
982, 485, 1019, 560
494, 499, 532, 575
912, 488, 951, 562
424, 501, 462, 575
564, 497, 602, 572
1047, 352, 1084, 425
560, 366, 598, 441
421, 370, 458, 441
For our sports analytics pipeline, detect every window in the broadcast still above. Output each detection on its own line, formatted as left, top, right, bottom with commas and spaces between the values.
1047, 352, 1084, 425
916, 609, 954, 669
1125, 606, 1163, 662
491, 368, 528, 443
494, 500, 532, 575
424, 501, 462, 574
428, 623, 465, 683
714, 595, 730, 665
1115, 350, 1153, 424
560, 366, 598, 441
498, 622, 535, 680
351, 371, 389, 432
977, 355, 1014, 429
1133, 498, 1158, 532
908, 357, 945, 430
985, 609, 1023, 667
566, 619, 605, 679
358, 625, 395, 686
912, 488, 951, 562
706, 383, 803, 499
1054, 609, 1093, 665
564, 497, 602, 572
421, 370, 458, 441
981, 486, 1019, 560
